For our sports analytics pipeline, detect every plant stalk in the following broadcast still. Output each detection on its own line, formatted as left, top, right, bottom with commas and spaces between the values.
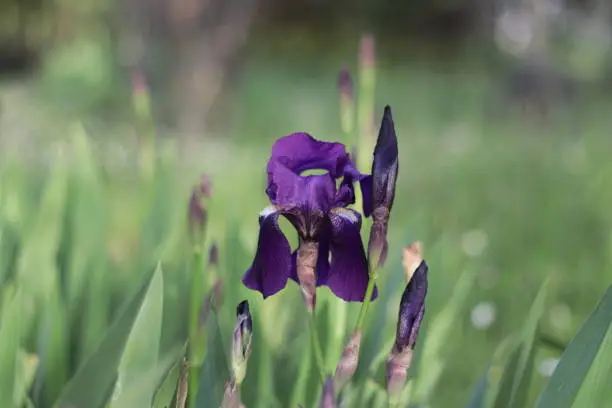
309, 311, 327, 383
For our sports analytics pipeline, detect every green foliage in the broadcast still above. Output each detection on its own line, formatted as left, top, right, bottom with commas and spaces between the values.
2, 32, 612, 408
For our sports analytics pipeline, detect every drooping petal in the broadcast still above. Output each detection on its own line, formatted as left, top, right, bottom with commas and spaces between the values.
395, 260, 428, 350
358, 175, 373, 217
371, 106, 399, 211
242, 207, 293, 298
334, 163, 370, 209
325, 208, 378, 302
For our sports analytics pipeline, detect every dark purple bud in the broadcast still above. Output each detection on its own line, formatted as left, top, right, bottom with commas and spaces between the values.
208, 242, 219, 266
366, 106, 398, 269
359, 34, 375, 69
386, 260, 428, 399
396, 260, 428, 350
372, 106, 398, 212
333, 330, 362, 390
319, 377, 336, 408
232, 300, 253, 384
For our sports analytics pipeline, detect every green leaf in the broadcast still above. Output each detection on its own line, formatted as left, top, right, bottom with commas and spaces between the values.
153, 353, 185, 408
536, 285, 612, 408
110, 262, 165, 407
35, 292, 69, 406
508, 279, 549, 408
111, 345, 185, 408
52, 268, 156, 408
13, 350, 39, 408
196, 310, 231, 408
467, 336, 519, 408
0, 285, 23, 407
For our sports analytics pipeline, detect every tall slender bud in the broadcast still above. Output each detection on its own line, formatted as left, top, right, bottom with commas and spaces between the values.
296, 239, 318, 313
386, 260, 428, 402
367, 106, 398, 270
188, 174, 212, 247
208, 242, 219, 267
232, 300, 253, 385
333, 330, 362, 390
338, 67, 355, 136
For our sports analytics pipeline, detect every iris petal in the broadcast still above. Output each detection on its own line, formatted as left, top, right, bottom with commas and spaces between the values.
242, 206, 293, 298
325, 208, 378, 301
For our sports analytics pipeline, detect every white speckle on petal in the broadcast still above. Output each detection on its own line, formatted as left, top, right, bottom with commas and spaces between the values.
259, 205, 278, 218
471, 302, 497, 330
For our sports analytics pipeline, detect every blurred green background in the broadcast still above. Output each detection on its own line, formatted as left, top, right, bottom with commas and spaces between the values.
1, 0, 612, 407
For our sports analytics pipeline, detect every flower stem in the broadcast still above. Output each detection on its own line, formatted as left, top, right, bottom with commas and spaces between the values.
308, 311, 327, 383
187, 246, 205, 408
356, 268, 378, 331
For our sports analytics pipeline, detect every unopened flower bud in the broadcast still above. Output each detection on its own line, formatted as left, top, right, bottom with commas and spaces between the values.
188, 174, 212, 246
208, 242, 219, 267
232, 300, 253, 385
386, 259, 428, 400
333, 330, 362, 390
366, 106, 398, 270
359, 34, 375, 70
319, 377, 336, 408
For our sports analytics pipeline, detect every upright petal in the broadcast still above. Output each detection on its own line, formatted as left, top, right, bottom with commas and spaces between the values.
242, 207, 293, 298
268, 133, 352, 178
325, 208, 378, 302
371, 106, 399, 211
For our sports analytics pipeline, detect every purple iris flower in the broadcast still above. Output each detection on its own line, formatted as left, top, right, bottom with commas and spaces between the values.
242, 132, 377, 304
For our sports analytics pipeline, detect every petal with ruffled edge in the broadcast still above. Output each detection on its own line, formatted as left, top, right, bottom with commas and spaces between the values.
268, 133, 353, 178
242, 206, 293, 298
325, 208, 378, 302
266, 133, 369, 212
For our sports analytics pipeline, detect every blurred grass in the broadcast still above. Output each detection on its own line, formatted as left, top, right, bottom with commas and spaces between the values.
1, 41, 612, 407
